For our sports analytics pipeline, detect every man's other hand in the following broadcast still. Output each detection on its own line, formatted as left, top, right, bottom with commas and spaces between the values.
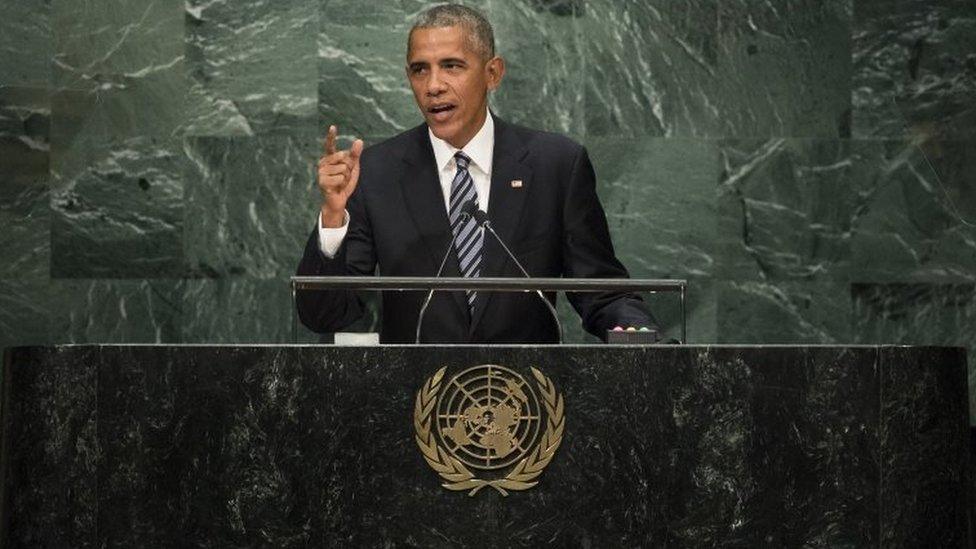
318, 125, 364, 228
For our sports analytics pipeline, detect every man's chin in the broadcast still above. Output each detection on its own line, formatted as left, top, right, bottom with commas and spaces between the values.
427, 124, 459, 145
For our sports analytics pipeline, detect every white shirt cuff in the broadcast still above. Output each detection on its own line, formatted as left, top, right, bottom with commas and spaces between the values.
317, 210, 349, 258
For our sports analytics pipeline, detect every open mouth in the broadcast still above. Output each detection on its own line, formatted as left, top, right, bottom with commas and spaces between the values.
428, 104, 457, 121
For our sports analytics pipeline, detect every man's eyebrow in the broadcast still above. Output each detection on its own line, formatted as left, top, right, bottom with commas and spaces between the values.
439, 58, 467, 65
408, 61, 430, 69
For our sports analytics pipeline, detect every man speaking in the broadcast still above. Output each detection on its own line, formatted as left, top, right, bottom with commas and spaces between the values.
296, 4, 657, 343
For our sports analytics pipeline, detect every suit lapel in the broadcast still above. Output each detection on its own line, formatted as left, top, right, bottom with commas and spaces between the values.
399, 125, 469, 320
470, 117, 532, 334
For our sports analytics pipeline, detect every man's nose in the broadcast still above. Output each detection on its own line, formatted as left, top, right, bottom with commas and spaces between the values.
426, 69, 447, 96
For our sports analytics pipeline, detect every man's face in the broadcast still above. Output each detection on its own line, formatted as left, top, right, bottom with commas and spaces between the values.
407, 26, 504, 149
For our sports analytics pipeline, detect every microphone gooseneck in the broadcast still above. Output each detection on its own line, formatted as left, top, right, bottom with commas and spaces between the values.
473, 210, 564, 344
414, 203, 474, 344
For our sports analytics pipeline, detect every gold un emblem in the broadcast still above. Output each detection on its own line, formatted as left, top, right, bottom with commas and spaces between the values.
414, 364, 565, 496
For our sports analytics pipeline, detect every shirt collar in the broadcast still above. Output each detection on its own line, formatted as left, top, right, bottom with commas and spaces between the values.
428, 108, 495, 175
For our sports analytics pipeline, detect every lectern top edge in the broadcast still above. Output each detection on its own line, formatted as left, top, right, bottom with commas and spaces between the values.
290, 275, 687, 293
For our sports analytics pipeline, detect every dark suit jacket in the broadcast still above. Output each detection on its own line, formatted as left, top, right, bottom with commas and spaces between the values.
296, 115, 656, 343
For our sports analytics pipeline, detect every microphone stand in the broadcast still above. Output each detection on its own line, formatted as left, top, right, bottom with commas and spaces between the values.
472, 210, 564, 344
414, 210, 471, 344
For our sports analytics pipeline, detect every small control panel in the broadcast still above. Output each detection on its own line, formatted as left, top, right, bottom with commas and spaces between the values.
606, 326, 659, 344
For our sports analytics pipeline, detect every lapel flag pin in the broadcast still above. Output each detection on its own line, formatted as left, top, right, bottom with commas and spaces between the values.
511, 179, 523, 188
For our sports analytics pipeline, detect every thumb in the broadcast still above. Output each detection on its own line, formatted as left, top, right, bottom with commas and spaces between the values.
350, 139, 364, 161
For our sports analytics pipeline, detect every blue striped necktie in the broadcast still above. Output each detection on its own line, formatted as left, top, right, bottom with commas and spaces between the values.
448, 152, 483, 314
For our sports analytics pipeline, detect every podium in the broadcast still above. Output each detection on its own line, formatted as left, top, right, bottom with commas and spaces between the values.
1, 345, 969, 546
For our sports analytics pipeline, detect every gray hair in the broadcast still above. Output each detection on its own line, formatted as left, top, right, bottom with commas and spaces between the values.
410, 4, 496, 61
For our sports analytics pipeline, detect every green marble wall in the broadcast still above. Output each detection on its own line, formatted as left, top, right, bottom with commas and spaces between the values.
1, 0, 974, 416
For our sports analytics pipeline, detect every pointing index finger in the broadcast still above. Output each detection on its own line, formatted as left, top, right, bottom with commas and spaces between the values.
325, 125, 337, 156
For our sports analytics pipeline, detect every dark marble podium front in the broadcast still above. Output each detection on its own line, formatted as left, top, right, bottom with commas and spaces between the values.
0, 345, 969, 547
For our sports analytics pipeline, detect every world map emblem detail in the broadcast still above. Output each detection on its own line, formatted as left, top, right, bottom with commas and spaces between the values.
414, 365, 565, 496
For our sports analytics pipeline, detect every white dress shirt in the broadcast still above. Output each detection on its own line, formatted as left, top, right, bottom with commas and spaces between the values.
317, 110, 495, 257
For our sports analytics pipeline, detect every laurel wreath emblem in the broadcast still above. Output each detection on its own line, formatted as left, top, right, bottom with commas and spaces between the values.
414, 366, 565, 496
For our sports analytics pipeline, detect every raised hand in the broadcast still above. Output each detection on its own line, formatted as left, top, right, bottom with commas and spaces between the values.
318, 125, 364, 228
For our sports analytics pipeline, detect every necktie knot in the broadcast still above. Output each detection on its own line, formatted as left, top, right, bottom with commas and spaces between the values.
454, 152, 470, 171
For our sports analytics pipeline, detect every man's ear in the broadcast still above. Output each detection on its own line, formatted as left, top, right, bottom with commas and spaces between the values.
486, 56, 506, 91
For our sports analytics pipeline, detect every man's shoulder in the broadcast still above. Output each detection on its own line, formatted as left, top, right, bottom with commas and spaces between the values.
354, 124, 428, 198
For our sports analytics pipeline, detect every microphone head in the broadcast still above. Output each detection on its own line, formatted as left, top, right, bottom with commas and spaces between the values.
461, 200, 489, 225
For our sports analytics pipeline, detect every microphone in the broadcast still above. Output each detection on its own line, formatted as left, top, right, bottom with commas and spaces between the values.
414, 201, 475, 344
466, 205, 564, 344
461, 200, 486, 225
